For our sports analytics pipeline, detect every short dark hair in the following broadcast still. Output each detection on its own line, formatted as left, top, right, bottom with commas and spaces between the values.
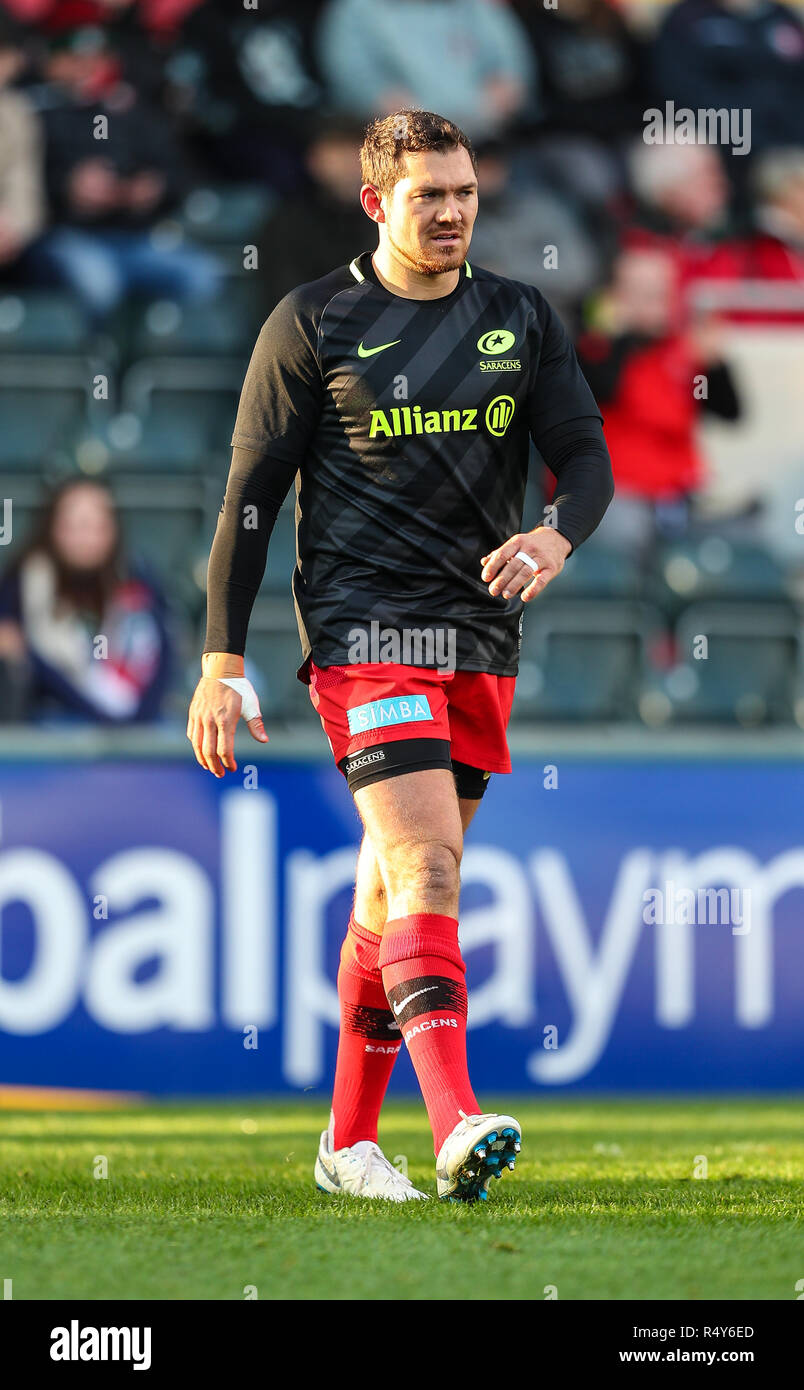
360, 109, 477, 197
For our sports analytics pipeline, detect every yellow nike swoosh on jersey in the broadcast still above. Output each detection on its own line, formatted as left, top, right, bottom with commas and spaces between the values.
357, 338, 402, 357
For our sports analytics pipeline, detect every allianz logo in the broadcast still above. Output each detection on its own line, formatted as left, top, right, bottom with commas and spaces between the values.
368, 395, 515, 439
0, 792, 798, 1084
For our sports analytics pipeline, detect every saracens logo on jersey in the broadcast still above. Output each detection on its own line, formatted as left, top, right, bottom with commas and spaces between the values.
477, 329, 516, 355
368, 395, 516, 439
477, 328, 521, 374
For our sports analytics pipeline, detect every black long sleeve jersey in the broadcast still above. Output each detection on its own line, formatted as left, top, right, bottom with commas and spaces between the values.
204, 249, 614, 675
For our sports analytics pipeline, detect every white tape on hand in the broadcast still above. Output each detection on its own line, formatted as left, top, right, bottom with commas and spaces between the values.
217, 676, 262, 722
514, 549, 540, 574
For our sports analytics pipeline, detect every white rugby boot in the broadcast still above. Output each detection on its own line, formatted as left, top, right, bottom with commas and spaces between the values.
314, 1130, 429, 1201
436, 1110, 522, 1202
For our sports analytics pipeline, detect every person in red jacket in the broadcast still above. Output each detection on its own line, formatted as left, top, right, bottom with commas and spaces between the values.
623, 142, 804, 325
577, 246, 740, 553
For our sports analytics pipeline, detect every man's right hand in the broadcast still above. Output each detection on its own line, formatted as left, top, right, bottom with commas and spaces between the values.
187, 656, 268, 777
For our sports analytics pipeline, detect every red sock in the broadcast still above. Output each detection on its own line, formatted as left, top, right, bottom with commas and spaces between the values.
379, 913, 479, 1154
330, 913, 402, 1149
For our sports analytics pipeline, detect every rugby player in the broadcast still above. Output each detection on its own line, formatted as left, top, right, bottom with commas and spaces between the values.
188, 110, 614, 1202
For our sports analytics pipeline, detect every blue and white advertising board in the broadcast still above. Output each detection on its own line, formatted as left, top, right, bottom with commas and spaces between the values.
0, 759, 801, 1094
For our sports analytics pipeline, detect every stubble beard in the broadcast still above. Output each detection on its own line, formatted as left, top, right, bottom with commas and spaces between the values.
387, 225, 465, 278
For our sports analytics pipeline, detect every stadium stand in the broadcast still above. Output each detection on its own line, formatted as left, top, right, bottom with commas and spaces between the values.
514, 597, 663, 721
0, 0, 801, 730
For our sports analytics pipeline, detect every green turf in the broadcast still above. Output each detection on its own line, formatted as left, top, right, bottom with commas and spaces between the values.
1, 1097, 801, 1301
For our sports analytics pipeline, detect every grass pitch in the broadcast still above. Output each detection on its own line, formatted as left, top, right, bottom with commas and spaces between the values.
1, 1097, 801, 1301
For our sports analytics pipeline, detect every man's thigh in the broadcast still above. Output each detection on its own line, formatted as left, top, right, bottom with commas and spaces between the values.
354, 767, 462, 870
356, 791, 479, 872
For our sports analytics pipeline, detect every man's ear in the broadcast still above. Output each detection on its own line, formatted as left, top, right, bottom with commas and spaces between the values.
360, 183, 385, 224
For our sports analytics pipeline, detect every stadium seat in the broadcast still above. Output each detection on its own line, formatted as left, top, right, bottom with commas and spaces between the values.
651, 536, 789, 617
121, 360, 243, 453
128, 297, 255, 359
180, 185, 275, 245
243, 602, 317, 723
0, 391, 88, 469
639, 603, 799, 726
550, 541, 642, 600
513, 601, 661, 721
146, 392, 236, 458
0, 291, 92, 353
73, 408, 216, 475
111, 477, 211, 596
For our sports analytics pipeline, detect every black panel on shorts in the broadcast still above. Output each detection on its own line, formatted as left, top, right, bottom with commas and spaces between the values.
339, 737, 452, 793
452, 760, 492, 800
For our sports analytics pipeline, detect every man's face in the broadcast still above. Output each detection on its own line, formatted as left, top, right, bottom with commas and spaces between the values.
658, 148, 728, 230
307, 136, 364, 204
378, 147, 478, 276
613, 250, 678, 336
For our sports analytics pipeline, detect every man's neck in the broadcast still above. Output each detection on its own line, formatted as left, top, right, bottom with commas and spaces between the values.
371, 242, 461, 300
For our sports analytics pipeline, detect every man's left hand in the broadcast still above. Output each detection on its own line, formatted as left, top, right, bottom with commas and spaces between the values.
481, 526, 572, 603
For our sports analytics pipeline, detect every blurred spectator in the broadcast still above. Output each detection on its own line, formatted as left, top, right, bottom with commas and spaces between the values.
0, 0, 54, 16
22, 24, 220, 319
577, 247, 741, 554
511, 0, 645, 142
0, 12, 46, 273
1, 0, 201, 32
0, 478, 170, 723
174, 0, 328, 192
650, 0, 804, 154
256, 118, 367, 313
316, 0, 534, 141
749, 147, 804, 279
625, 141, 740, 284
626, 140, 804, 319
467, 140, 605, 323
627, 141, 733, 244
3, 0, 207, 101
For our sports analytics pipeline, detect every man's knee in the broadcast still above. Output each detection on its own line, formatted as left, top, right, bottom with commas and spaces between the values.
382, 838, 461, 902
